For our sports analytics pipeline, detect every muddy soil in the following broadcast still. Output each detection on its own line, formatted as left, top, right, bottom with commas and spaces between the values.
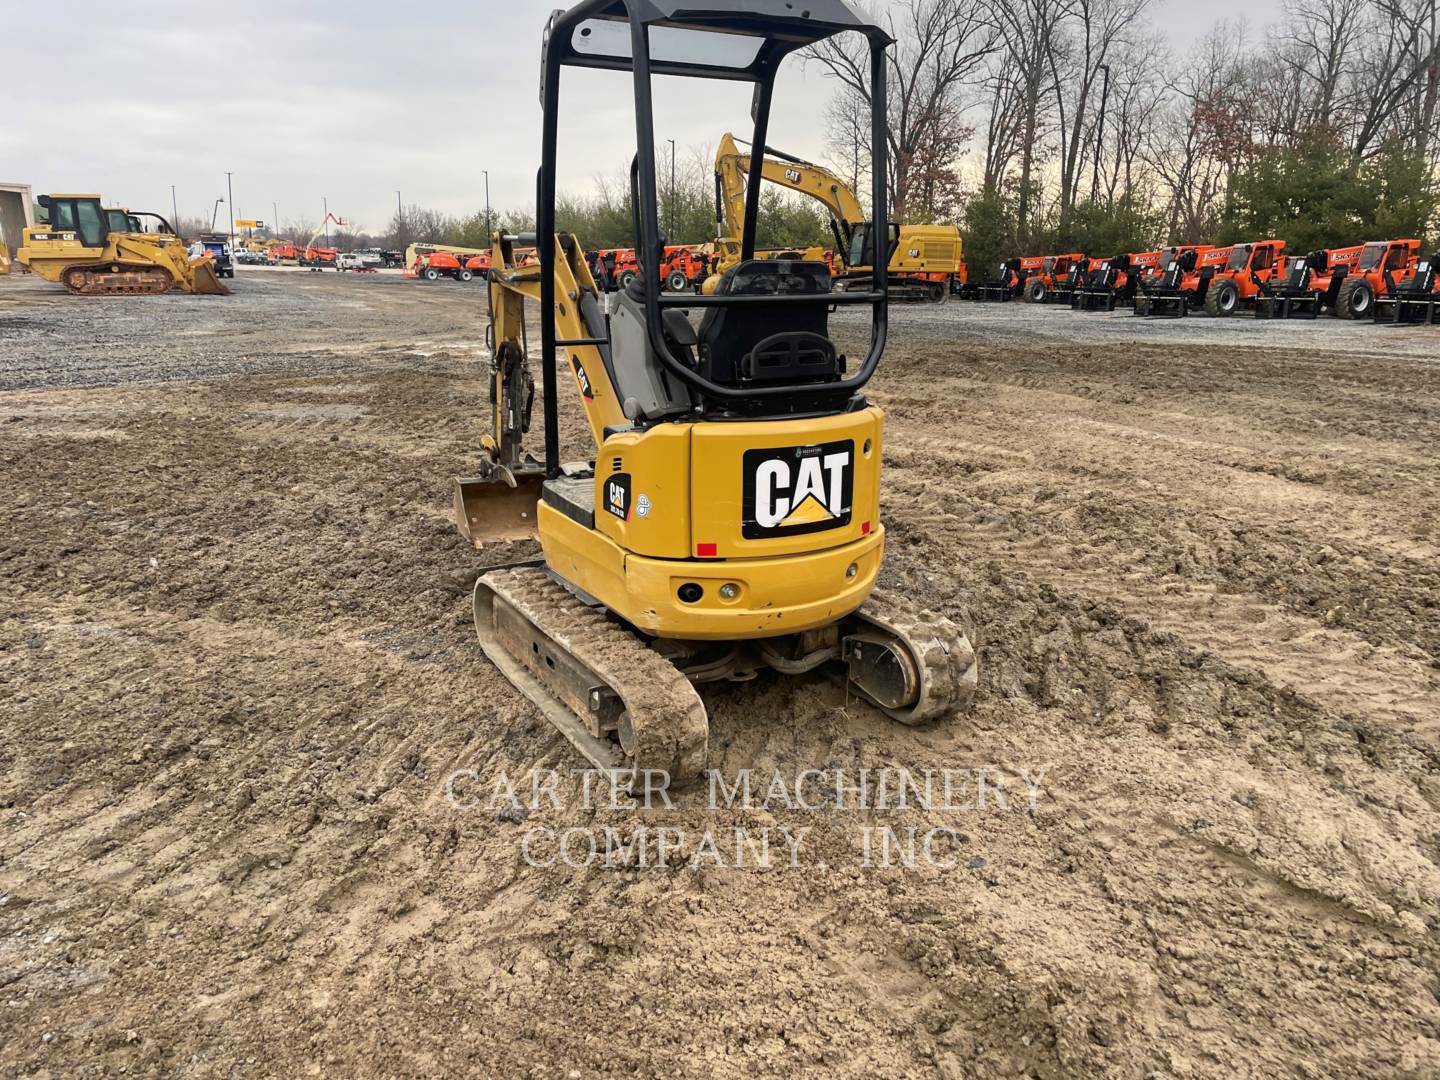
2, 270, 1438, 1078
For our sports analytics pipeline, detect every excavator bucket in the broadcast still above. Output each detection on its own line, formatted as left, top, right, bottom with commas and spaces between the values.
453, 466, 547, 546
183, 256, 231, 295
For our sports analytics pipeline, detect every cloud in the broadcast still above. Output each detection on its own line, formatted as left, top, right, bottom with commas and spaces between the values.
7, 0, 1254, 235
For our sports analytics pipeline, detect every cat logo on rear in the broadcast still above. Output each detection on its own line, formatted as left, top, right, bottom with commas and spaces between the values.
742, 440, 853, 539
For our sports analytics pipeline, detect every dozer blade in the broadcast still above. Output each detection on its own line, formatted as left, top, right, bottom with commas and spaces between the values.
454, 464, 547, 545
184, 257, 231, 296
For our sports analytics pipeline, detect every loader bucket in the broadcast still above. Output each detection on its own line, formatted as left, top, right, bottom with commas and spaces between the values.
184, 257, 231, 295
454, 469, 547, 546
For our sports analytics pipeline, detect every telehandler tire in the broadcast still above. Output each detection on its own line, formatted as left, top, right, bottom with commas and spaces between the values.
1024, 279, 1048, 303
1335, 276, 1373, 319
1205, 279, 1239, 316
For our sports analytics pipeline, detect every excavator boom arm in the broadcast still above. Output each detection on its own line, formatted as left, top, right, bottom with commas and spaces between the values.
715, 131, 865, 253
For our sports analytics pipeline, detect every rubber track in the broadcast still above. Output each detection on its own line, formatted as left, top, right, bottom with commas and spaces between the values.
477, 567, 708, 779
853, 588, 978, 724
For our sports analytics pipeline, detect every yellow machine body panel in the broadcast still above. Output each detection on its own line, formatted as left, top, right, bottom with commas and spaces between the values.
891, 226, 964, 276
592, 407, 881, 561
540, 502, 885, 640
549, 407, 884, 638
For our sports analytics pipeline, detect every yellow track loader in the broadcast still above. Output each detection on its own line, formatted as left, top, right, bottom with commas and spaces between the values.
18, 195, 228, 296
711, 131, 964, 301
453, 0, 978, 784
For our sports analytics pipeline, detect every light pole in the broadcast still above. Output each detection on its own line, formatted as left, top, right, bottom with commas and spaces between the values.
170, 185, 179, 235
225, 172, 236, 265
272, 202, 278, 239
667, 138, 676, 240
483, 170, 491, 241
1090, 63, 1112, 204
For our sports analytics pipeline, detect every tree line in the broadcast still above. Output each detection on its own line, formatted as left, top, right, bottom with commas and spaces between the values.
812, 0, 1440, 275
263, 150, 835, 259
237, 0, 1440, 275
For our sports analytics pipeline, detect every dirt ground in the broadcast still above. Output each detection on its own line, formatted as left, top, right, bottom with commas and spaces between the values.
2, 269, 1439, 1078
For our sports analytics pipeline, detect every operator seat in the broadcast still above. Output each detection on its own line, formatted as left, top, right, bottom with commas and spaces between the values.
696, 259, 840, 386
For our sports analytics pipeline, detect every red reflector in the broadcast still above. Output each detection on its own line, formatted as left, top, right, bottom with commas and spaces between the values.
696, 542, 718, 557
861, 520, 872, 535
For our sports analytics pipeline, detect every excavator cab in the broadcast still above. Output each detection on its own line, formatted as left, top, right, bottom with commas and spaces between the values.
453, 0, 976, 782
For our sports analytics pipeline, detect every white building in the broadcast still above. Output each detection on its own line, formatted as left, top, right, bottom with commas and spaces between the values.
0, 182, 35, 256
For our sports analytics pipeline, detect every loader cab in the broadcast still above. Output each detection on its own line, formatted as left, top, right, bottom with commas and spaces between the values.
36, 195, 109, 249
536, 0, 894, 444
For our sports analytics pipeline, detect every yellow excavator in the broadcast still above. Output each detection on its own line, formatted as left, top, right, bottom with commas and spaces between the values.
712, 131, 965, 302
17, 194, 228, 296
452, 0, 977, 783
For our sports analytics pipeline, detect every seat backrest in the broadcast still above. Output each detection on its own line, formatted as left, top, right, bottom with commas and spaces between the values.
697, 260, 837, 386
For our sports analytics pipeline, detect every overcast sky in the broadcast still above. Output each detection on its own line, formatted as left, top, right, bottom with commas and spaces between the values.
4, 1, 1260, 236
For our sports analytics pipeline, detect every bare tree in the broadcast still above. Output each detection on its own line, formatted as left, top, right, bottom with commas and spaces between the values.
992, 0, 1066, 240
808, 0, 997, 221
1097, 33, 1168, 203
1282, 0, 1369, 129
1140, 22, 1250, 240
1045, 0, 1152, 225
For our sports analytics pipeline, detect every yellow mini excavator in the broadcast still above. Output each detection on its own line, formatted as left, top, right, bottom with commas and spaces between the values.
18, 194, 228, 296
712, 131, 965, 302
453, 0, 978, 782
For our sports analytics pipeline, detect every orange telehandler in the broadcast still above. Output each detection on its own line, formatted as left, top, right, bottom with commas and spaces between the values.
1020, 253, 1087, 303
1372, 250, 1440, 324
1254, 246, 1361, 318
1333, 239, 1422, 318
1070, 250, 1161, 311
965, 255, 1047, 302
1132, 245, 1213, 315
1137, 240, 1284, 317
1255, 240, 1420, 319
